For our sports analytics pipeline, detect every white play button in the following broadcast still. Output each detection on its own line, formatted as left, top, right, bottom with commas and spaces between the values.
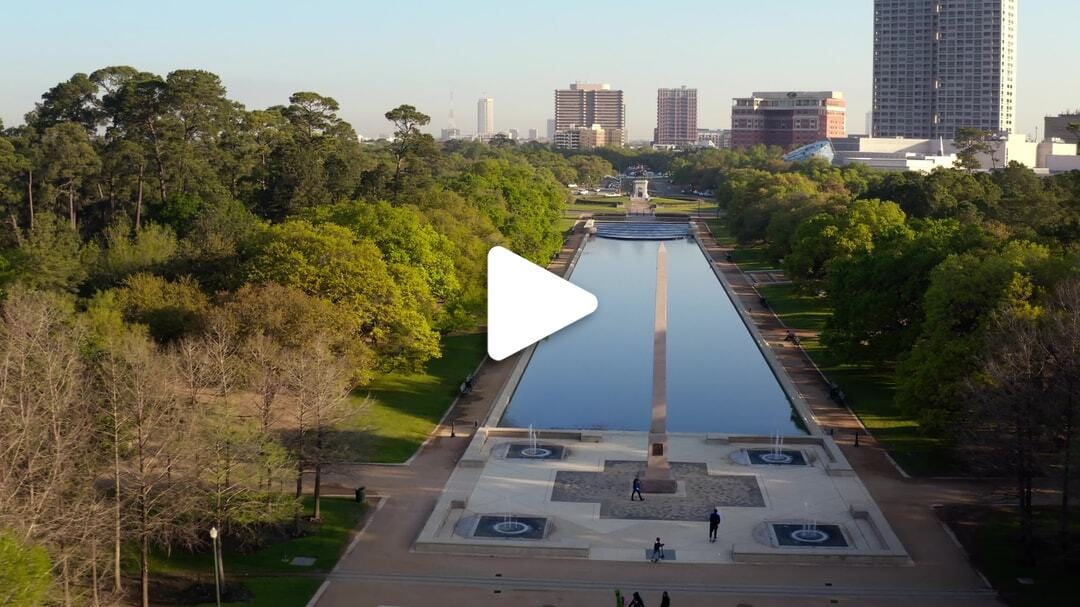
486, 246, 598, 361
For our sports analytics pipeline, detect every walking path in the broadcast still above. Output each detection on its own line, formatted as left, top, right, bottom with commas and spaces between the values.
308, 225, 1001, 607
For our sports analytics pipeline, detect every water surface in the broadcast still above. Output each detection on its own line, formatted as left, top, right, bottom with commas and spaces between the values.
500, 237, 805, 435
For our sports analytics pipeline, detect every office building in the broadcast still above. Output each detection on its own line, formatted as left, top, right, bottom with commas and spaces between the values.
554, 82, 626, 146
440, 127, 462, 141
553, 124, 624, 150
696, 128, 731, 149
872, 0, 1018, 139
655, 87, 698, 146
730, 91, 847, 148
477, 97, 495, 137
527, 128, 541, 141
1044, 112, 1080, 142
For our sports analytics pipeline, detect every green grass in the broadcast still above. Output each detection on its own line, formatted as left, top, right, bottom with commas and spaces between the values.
150, 496, 365, 607
730, 245, 777, 271
757, 282, 953, 476
652, 199, 719, 215
949, 507, 1080, 607
359, 333, 487, 463
150, 497, 365, 576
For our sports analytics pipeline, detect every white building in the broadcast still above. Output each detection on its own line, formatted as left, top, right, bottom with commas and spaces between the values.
477, 97, 495, 137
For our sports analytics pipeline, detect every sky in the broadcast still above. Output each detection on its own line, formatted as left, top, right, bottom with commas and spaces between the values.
2, 0, 1078, 141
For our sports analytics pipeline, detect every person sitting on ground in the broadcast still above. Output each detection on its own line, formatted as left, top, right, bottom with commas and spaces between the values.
651, 537, 665, 562
785, 329, 795, 341
661, 591, 671, 607
629, 592, 645, 607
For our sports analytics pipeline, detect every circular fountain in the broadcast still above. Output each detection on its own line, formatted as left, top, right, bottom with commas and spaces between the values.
789, 527, 830, 543
492, 519, 533, 535
759, 451, 794, 464
519, 446, 554, 458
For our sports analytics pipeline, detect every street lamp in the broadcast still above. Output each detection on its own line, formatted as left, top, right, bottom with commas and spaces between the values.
209, 527, 222, 607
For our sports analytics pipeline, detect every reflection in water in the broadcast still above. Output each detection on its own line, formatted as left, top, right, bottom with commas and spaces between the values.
501, 238, 805, 435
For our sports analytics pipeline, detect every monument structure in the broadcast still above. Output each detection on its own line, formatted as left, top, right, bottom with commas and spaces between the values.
642, 243, 678, 493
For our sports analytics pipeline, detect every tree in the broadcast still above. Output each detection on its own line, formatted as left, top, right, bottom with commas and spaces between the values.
108, 330, 199, 607
384, 104, 436, 198
38, 122, 101, 228
961, 310, 1050, 563
246, 220, 440, 369
1067, 122, 1080, 153
0, 134, 30, 232
0, 531, 52, 607
112, 273, 209, 341
895, 241, 1062, 432
7, 212, 87, 293
954, 127, 995, 171
0, 290, 103, 606
284, 335, 362, 520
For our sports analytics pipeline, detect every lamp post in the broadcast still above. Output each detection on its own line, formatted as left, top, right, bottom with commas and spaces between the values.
209, 527, 221, 607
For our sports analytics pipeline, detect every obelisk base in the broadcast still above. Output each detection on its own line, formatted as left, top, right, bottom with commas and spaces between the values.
641, 433, 678, 493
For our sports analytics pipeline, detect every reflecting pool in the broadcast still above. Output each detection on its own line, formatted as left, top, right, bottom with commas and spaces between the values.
499, 236, 805, 435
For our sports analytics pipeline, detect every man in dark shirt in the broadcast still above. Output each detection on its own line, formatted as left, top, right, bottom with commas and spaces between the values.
708, 508, 722, 543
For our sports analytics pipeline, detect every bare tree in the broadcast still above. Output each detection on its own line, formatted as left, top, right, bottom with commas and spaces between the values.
110, 331, 199, 607
0, 290, 106, 606
961, 310, 1051, 563
1042, 279, 1080, 553
285, 335, 360, 520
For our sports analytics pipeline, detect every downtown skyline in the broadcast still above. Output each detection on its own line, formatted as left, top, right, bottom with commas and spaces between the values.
2, 0, 1079, 141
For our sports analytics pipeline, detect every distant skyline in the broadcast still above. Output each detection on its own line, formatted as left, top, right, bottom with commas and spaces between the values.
2, 0, 1079, 140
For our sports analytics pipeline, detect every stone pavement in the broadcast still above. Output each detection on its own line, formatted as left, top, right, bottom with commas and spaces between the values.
552, 460, 765, 520
307, 223, 1003, 607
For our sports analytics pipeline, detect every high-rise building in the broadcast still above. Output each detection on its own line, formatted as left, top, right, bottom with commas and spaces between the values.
527, 128, 541, 141
872, 0, 1018, 139
477, 97, 495, 137
730, 91, 847, 148
655, 87, 698, 146
554, 82, 625, 146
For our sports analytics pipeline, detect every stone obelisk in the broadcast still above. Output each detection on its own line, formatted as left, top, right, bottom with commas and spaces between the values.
642, 242, 678, 493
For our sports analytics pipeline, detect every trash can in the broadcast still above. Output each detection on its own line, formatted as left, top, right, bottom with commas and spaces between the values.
355, 486, 365, 503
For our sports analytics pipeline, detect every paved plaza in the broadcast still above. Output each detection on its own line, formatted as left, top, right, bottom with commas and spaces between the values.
415, 433, 908, 565
552, 460, 765, 519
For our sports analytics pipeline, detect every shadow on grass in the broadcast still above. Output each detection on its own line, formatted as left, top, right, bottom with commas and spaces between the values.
359, 333, 486, 463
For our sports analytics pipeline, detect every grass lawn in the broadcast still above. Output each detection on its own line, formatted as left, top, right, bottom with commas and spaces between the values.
730, 245, 777, 272
944, 506, 1080, 607
652, 199, 719, 215
146, 496, 365, 607
359, 333, 486, 463
757, 284, 955, 477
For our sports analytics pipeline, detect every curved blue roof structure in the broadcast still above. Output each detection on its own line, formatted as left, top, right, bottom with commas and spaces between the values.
783, 140, 835, 164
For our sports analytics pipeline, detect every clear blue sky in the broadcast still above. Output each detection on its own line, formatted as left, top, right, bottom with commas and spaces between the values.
2, 0, 1077, 140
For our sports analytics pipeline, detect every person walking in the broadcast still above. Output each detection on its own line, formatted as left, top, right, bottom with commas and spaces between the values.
660, 591, 671, 607
708, 508, 722, 543
628, 592, 645, 607
650, 537, 665, 562
631, 476, 644, 501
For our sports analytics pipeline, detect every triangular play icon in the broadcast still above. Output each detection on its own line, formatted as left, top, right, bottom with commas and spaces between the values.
487, 246, 598, 361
